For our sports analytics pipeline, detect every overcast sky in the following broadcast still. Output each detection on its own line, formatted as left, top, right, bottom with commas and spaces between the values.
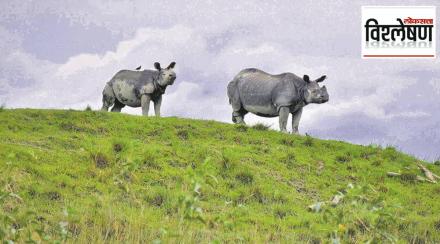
0, 0, 439, 161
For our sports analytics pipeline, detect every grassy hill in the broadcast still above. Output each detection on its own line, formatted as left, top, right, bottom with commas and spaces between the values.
1, 109, 440, 243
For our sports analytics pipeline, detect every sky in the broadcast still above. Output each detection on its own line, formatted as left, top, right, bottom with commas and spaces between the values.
0, 0, 439, 161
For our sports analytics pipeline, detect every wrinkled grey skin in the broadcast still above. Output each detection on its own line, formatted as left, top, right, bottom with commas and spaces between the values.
101, 62, 176, 116
227, 68, 329, 134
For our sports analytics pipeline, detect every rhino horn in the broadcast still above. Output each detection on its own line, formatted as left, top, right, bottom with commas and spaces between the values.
316, 75, 327, 83
154, 62, 162, 71
167, 62, 176, 69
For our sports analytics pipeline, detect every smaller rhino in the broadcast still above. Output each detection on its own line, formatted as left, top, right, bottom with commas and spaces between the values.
101, 62, 176, 116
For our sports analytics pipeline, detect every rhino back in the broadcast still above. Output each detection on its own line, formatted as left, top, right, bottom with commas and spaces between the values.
110, 70, 157, 87
235, 69, 278, 102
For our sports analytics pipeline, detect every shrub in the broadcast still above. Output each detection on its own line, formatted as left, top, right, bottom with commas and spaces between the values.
434, 220, 440, 231
148, 128, 163, 137
283, 152, 296, 169
148, 193, 165, 207
280, 138, 294, 146
60, 122, 85, 132
113, 143, 123, 153
47, 191, 62, 201
233, 136, 242, 144
274, 208, 288, 219
335, 154, 352, 163
235, 172, 254, 185
85, 105, 92, 111
303, 135, 313, 147
235, 124, 248, 132
400, 173, 418, 184
251, 123, 270, 131
221, 153, 233, 170
383, 146, 399, 161
360, 151, 372, 160
252, 187, 268, 204
371, 160, 383, 167
177, 130, 189, 140
93, 153, 109, 168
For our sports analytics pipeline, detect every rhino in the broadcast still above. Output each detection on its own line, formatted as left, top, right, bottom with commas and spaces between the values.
227, 68, 329, 134
101, 62, 176, 116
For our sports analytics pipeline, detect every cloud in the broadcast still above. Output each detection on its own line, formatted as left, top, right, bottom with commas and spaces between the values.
161, 81, 230, 121
56, 25, 195, 77
430, 78, 440, 95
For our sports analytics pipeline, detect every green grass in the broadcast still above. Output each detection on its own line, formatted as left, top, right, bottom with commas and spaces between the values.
1, 109, 440, 243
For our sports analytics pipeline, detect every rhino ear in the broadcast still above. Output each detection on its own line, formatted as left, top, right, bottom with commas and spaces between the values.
316, 75, 327, 83
154, 62, 161, 71
303, 75, 310, 83
167, 62, 176, 69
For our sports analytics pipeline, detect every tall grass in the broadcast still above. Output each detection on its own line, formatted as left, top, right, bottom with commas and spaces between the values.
0, 109, 439, 243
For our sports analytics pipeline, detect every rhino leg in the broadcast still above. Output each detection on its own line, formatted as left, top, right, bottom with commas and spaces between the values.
291, 108, 303, 134
153, 95, 162, 117
232, 110, 247, 124
101, 83, 115, 111
110, 99, 125, 112
229, 93, 247, 124
228, 80, 246, 124
231, 101, 247, 124
279, 106, 289, 133
141, 94, 151, 116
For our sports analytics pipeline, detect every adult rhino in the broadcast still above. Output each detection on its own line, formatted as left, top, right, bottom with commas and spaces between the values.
227, 68, 329, 134
101, 62, 176, 116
